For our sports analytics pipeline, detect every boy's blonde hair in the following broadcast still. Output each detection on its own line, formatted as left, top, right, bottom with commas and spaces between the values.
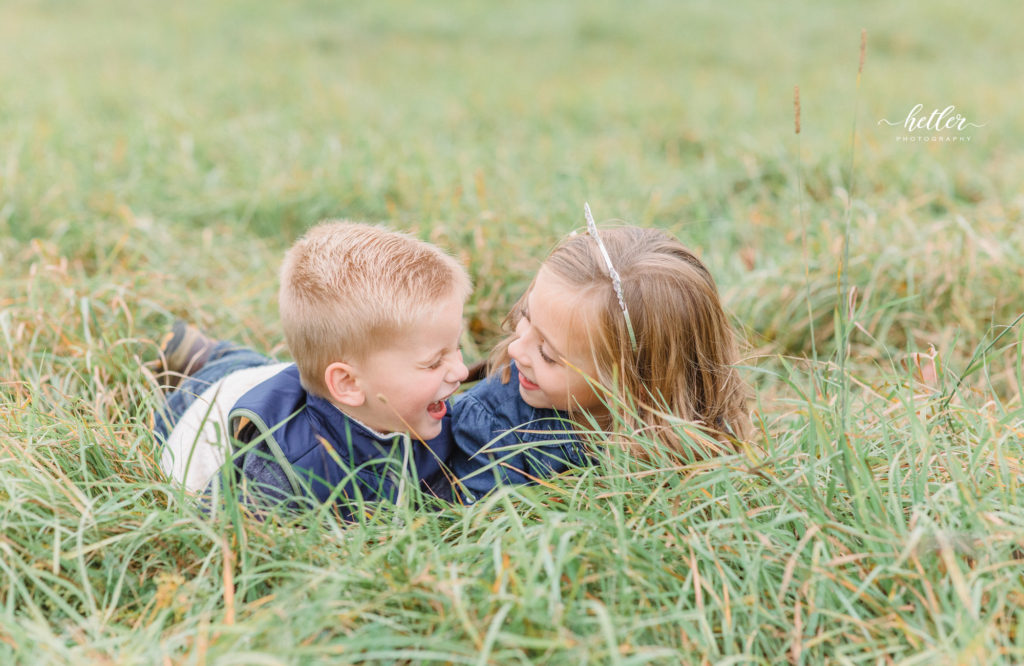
491, 226, 750, 454
279, 221, 471, 397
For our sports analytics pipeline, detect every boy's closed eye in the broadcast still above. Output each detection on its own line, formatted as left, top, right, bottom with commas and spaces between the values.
422, 348, 461, 370
420, 352, 444, 370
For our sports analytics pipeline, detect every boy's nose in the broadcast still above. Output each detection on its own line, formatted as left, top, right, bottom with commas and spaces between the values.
448, 357, 469, 383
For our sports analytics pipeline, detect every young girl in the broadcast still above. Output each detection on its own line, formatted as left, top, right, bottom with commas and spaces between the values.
450, 204, 750, 501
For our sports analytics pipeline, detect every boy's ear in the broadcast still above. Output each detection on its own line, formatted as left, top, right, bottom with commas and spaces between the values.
324, 361, 364, 407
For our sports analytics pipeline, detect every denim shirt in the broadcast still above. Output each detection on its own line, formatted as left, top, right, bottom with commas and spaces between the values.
450, 362, 587, 502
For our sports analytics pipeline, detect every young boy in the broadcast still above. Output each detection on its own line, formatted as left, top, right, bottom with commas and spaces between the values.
150, 221, 471, 515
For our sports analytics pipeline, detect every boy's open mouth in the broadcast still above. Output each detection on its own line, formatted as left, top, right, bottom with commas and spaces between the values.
428, 386, 461, 420
427, 399, 447, 419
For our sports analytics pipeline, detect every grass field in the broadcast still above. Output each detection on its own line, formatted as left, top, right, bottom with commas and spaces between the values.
2, 0, 1024, 662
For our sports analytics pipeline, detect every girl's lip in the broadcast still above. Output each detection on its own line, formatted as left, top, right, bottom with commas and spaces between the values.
518, 372, 540, 391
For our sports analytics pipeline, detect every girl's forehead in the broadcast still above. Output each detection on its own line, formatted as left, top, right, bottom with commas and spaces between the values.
531, 266, 579, 307
530, 268, 601, 346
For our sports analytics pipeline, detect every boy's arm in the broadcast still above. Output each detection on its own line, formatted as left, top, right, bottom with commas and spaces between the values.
204, 441, 406, 520
203, 436, 318, 513
211, 419, 404, 519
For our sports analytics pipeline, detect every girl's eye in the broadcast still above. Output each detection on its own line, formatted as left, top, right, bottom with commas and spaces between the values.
427, 360, 443, 370
538, 345, 557, 365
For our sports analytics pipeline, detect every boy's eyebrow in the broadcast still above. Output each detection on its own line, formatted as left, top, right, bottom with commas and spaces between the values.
419, 348, 448, 366
421, 326, 465, 363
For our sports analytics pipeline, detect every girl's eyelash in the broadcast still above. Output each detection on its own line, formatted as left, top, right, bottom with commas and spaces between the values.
538, 345, 557, 364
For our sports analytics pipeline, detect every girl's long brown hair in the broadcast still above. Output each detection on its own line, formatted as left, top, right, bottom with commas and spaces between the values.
489, 226, 750, 457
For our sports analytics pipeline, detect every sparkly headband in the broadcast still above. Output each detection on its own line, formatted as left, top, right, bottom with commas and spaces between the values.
584, 203, 638, 351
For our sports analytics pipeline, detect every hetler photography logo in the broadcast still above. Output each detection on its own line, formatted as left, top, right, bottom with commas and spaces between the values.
877, 103, 984, 143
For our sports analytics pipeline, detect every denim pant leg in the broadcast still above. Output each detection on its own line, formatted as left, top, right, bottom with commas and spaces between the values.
153, 342, 275, 442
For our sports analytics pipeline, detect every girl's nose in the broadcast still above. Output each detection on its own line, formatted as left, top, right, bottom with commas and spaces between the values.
508, 317, 531, 359
507, 334, 525, 364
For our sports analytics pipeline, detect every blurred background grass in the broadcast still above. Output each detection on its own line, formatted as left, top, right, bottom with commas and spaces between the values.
2, 0, 1024, 662
2, 0, 1021, 362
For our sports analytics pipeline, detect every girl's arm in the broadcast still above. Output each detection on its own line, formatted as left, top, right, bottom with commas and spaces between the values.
449, 364, 585, 503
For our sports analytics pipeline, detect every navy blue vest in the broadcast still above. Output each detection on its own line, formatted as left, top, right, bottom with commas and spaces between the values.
228, 365, 455, 507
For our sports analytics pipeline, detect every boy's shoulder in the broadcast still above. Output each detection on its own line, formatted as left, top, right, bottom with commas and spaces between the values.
228, 364, 319, 453
230, 364, 305, 421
